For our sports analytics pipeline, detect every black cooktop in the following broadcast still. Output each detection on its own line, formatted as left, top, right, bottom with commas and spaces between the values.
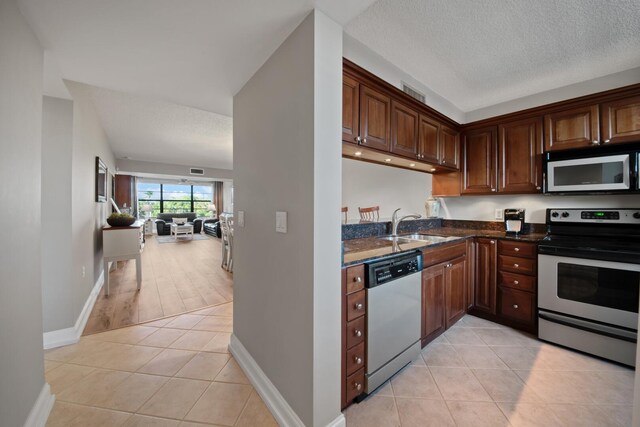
539, 235, 640, 263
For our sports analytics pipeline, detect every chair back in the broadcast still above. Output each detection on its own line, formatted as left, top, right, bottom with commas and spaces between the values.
341, 207, 348, 223
358, 206, 379, 221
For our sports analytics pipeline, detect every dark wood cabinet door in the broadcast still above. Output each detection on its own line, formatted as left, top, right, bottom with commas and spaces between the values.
461, 127, 497, 194
440, 125, 460, 169
474, 238, 497, 315
342, 74, 360, 144
601, 95, 640, 145
422, 264, 445, 343
359, 85, 391, 152
445, 256, 467, 328
498, 117, 543, 194
418, 114, 440, 163
498, 287, 535, 326
544, 105, 600, 151
391, 101, 419, 158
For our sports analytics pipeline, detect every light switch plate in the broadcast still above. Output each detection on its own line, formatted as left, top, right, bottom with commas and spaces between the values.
495, 209, 503, 220
276, 211, 287, 233
237, 211, 245, 227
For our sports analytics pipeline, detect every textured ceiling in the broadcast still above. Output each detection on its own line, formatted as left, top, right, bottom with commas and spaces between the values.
346, 0, 640, 112
86, 85, 233, 170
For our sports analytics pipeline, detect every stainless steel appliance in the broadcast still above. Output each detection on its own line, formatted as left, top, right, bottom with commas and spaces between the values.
364, 251, 422, 394
504, 208, 526, 235
544, 144, 639, 194
538, 208, 640, 366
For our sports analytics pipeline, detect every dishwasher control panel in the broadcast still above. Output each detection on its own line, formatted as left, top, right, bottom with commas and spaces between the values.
366, 251, 423, 288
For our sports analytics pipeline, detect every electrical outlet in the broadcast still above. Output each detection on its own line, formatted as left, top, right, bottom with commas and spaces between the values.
82, 266, 86, 278
276, 211, 287, 233
495, 209, 503, 220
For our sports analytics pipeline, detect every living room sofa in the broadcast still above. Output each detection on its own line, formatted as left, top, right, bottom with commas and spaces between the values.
203, 218, 221, 238
155, 212, 203, 235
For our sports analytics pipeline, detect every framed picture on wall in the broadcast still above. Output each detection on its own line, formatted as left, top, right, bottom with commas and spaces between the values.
96, 156, 107, 202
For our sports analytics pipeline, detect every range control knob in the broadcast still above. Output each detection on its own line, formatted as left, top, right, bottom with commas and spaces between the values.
634, 212, 640, 219
561, 212, 570, 218
551, 212, 559, 218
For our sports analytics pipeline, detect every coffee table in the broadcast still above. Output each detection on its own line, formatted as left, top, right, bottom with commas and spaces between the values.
170, 223, 194, 240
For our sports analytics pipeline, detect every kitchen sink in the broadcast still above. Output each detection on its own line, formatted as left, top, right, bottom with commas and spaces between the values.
377, 236, 416, 244
400, 234, 457, 243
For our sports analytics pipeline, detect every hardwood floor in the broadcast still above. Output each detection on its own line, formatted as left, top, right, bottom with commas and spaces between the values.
83, 234, 232, 335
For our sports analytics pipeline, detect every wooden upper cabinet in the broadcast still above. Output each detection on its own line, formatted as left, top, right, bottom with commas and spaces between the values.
544, 104, 600, 151
342, 74, 360, 144
440, 125, 460, 169
601, 95, 640, 145
390, 101, 419, 158
498, 117, 543, 194
418, 114, 440, 164
461, 127, 497, 194
359, 85, 391, 152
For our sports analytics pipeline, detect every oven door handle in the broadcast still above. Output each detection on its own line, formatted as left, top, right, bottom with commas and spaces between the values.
539, 310, 637, 343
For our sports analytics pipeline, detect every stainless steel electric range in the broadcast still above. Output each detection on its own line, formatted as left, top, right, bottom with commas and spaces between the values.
538, 208, 640, 366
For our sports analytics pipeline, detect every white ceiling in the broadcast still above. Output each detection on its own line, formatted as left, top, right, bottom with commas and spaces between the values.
18, 0, 640, 171
346, 0, 640, 112
85, 85, 233, 170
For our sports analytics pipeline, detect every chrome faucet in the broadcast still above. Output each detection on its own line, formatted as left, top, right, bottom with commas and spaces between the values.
391, 208, 421, 237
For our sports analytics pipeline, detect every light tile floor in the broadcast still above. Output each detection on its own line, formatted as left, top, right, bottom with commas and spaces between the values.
344, 315, 634, 427
45, 302, 278, 427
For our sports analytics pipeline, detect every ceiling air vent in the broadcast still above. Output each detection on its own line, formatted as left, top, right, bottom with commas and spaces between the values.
402, 82, 426, 104
190, 168, 205, 176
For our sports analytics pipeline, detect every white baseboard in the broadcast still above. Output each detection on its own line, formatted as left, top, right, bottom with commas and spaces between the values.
229, 334, 345, 427
43, 268, 105, 349
24, 383, 55, 427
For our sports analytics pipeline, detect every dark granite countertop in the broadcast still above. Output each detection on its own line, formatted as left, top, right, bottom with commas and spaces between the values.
342, 225, 547, 266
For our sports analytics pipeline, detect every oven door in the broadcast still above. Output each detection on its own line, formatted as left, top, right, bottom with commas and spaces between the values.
538, 254, 640, 330
546, 153, 631, 193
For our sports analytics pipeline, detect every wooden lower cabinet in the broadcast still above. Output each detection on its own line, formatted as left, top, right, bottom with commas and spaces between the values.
474, 238, 497, 315
422, 242, 467, 346
342, 264, 365, 409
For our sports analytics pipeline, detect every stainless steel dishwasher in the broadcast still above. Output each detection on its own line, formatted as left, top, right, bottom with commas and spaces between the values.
363, 250, 423, 395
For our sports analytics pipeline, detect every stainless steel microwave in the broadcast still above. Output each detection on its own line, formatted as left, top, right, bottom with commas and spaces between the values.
544, 145, 639, 194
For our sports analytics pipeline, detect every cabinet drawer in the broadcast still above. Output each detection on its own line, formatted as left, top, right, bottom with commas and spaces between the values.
346, 342, 365, 376
423, 241, 466, 267
347, 290, 366, 322
499, 287, 535, 325
499, 271, 536, 292
346, 316, 366, 349
345, 368, 365, 403
498, 240, 536, 259
346, 264, 365, 294
498, 255, 536, 275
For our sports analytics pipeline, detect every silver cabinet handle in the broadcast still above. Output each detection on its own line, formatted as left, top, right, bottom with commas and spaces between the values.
354, 276, 362, 283
355, 382, 362, 391
491, 188, 496, 192
355, 136, 362, 144
513, 304, 519, 309
363, 138, 367, 144
514, 263, 519, 268
354, 329, 362, 337
354, 356, 362, 365
490, 240, 495, 244
514, 247, 520, 252
514, 280, 519, 285
603, 139, 611, 144
355, 303, 363, 310
536, 186, 541, 190
592, 140, 600, 145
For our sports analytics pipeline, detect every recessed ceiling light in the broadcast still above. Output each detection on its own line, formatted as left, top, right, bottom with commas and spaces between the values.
430, 168, 436, 172
354, 151, 362, 156
385, 158, 391, 162
409, 163, 416, 167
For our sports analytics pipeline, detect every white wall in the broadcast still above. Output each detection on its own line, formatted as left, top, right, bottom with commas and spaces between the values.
343, 34, 465, 124
342, 158, 431, 219
233, 10, 343, 427
116, 158, 233, 181
41, 96, 74, 332
0, 1, 47, 425
440, 194, 640, 224
65, 81, 116, 326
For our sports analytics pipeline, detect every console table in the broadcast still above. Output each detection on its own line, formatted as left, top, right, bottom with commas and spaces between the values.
102, 221, 144, 296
